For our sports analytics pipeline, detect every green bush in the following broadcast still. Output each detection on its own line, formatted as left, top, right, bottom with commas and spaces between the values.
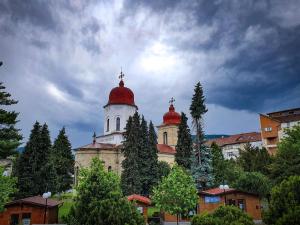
275, 206, 300, 225
263, 176, 300, 225
191, 213, 221, 225
192, 206, 254, 225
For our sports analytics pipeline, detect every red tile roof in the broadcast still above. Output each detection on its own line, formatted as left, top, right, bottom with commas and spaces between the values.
157, 144, 176, 154
6, 196, 62, 208
127, 194, 151, 205
205, 132, 261, 147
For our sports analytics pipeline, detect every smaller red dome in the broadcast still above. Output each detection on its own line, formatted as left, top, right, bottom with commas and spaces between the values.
105, 80, 136, 107
163, 104, 181, 125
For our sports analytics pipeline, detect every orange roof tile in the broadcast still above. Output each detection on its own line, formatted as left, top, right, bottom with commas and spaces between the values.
157, 144, 176, 154
127, 194, 151, 205
205, 132, 261, 147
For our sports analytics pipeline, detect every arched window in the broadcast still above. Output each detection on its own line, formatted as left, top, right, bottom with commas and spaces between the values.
163, 132, 168, 145
108, 166, 112, 172
106, 119, 110, 132
116, 117, 120, 131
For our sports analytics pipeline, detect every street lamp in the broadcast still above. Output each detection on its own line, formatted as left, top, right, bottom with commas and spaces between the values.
219, 184, 229, 206
42, 192, 51, 224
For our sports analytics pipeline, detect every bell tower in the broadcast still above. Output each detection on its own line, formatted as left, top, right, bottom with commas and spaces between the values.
157, 98, 181, 148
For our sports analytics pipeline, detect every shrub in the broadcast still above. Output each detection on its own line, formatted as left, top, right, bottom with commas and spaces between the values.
191, 213, 221, 225
213, 206, 254, 225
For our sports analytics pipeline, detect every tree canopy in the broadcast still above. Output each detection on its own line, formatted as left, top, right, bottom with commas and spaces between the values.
269, 125, 300, 184
152, 165, 198, 225
0, 166, 17, 212
175, 112, 193, 170
0, 82, 22, 159
65, 158, 144, 225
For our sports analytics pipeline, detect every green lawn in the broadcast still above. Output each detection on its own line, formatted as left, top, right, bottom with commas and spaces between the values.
148, 207, 160, 217
51, 192, 75, 222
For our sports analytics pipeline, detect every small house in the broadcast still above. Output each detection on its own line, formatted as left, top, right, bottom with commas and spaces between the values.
198, 187, 262, 220
0, 196, 62, 225
127, 194, 151, 223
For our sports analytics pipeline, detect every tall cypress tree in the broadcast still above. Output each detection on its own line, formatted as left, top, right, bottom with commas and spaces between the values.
175, 112, 193, 170
51, 127, 74, 192
189, 82, 213, 189
121, 113, 142, 195
0, 82, 22, 159
15, 122, 41, 198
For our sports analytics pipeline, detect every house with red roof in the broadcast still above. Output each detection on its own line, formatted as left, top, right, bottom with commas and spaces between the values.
0, 196, 62, 225
127, 194, 151, 223
205, 132, 262, 159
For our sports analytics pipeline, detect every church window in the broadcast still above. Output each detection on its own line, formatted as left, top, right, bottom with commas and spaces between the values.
108, 166, 112, 172
106, 119, 110, 132
116, 117, 120, 131
163, 132, 168, 145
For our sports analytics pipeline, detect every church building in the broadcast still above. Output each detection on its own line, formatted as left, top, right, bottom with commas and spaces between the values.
74, 72, 181, 182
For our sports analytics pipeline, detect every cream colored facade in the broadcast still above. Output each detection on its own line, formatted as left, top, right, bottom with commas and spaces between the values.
157, 124, 179, 148
157, 153, 175, 166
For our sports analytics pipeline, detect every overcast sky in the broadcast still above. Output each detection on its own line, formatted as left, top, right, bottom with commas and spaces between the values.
1, 0, 300, 147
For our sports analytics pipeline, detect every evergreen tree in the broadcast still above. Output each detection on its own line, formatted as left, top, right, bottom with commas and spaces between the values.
146, 121, 159, 194
15, 122, 41, 197
0, 82, 22, 159
121, 113, 142, 195
15, 122, 57, 197
38, 123, 54, 193
51, 127, 74, 192
158, 161, 171, 181
189, 82, 213, 189
175, 112, 193, 170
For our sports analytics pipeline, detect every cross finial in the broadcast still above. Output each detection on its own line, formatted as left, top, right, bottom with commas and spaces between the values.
118, 68, 124, 80
169, 97, 175, 105
93, 132, 96, 144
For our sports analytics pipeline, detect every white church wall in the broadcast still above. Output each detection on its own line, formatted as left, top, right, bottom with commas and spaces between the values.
103, 104, 136, 135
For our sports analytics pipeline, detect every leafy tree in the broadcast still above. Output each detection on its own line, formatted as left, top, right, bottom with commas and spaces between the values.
189, 82, 213, 189
269, 125, 300, 184
192, 206, 254, 225
152, 165, 198, 225
211, 142, 226, 186
0, 166, 17, 212
51, 127, 74, 192
157, 161, 171, 181
121, 113, 142, 195
175, 112, 193, 170
238, 144, 272, 175
65, 158, 144, 225
263, 176, 300, 225
0, 82, 22, 159
233, 172, 271, 198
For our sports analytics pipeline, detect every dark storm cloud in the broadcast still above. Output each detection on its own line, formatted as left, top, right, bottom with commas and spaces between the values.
0, 0, 57, 31
125, 0, 300, 112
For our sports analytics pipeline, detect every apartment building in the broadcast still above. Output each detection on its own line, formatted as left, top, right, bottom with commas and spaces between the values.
259, 108, 300, 155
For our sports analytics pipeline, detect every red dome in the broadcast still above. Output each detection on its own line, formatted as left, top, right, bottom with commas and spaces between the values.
163, 104, 181, 125
105, 80, 136, 107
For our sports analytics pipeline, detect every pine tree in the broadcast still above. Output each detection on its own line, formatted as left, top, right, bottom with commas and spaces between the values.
189, 82, 213, 189
175, 112, 193, 170
51, 127, 74, 192
121, 113, 142, 195
38, 123, 54, 193
146, 121, 159, 194
0, 82, 22, 159
15, 122, 42, 198
211, 142, 226, 186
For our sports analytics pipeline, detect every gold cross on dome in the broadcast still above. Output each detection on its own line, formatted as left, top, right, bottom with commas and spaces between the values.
169, 97, 175, 105
119, 69, 124, 80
